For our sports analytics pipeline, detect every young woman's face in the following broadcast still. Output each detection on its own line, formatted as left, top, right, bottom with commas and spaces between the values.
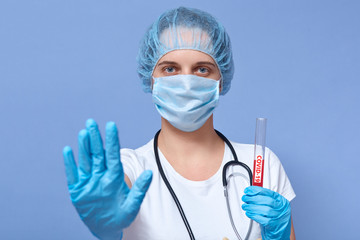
152, 49, 221, 80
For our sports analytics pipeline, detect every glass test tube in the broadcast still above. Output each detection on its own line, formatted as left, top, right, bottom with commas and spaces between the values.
252, 118, 267, 187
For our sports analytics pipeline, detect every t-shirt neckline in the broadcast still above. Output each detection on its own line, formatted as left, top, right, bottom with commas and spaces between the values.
157, 143, 230, 188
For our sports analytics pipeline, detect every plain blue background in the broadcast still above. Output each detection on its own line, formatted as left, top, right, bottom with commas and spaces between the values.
1, 0, 359, 239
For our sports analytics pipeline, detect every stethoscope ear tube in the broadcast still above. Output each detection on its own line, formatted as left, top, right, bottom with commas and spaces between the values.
222, 161, 253, 187
222, 160, 253, 240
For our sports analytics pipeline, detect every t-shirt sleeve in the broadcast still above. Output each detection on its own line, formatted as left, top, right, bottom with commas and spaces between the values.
267, 148, 296, 202
120, 148, 142, 185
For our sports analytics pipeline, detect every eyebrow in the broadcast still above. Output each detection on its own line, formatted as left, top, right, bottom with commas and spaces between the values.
157, 61, 178, 66
196, 61, 217, 68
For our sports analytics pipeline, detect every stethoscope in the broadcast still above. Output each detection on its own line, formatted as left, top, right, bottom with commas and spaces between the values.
153, 129, 254, 240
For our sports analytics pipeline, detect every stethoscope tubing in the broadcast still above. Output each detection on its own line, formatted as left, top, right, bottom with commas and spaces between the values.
153, 130, 196, 240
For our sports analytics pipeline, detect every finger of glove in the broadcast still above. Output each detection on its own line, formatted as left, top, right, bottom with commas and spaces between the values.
244, 211, 271, 226
78, 129, 92, 179
105, 122, 122, 175
124, 170, 153, 212
86, 119, 106, 174
242, 203, 279, 218
63, 146, 79, 187
242, 194, 282, 209
244, 186, 280, 199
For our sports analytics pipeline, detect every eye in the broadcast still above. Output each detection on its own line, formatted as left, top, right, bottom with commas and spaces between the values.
164, 67, 176, 73
197, 67, 209, 74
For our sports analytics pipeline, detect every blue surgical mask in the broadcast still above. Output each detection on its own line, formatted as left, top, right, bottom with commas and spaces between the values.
152, 74, 220, 132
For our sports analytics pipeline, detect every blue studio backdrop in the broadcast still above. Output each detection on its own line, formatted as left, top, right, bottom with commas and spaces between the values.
0, 0, 359, 239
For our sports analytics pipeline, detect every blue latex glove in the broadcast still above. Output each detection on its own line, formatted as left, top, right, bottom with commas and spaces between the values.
63, 119, 153, 240
242, 186, 291, 240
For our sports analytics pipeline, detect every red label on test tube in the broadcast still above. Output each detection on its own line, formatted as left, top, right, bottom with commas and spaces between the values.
252, 155, 264, 187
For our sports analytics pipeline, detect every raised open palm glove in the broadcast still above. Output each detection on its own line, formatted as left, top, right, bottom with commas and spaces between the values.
242, 186, 291, 240
63, 119, 152, 240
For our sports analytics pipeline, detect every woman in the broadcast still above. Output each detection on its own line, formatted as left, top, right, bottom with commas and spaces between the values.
63, 7, 296, 240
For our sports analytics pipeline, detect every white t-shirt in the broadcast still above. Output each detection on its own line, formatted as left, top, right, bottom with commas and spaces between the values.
121, 139, 295, 240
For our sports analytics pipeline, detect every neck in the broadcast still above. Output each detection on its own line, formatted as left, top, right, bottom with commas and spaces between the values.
157, 115, 225, 180
159, 115, 218, 144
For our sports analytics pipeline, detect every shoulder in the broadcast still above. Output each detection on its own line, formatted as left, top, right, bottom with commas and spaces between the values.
229, 141, 254, 154
120, 138, 156, 183
229, 141, 280, 165
227, 141, 254, 167
121, 138, 154, 161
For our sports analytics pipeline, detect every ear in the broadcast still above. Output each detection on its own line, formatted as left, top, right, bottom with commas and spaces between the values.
219, 78, 223, 93
151, 77, 155, 91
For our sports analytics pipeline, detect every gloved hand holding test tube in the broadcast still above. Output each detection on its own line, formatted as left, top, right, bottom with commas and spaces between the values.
242, 118, 292, 240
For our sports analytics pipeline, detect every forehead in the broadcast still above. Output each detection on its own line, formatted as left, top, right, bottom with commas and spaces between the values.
158, 49, 216, 64
159, 26, 212, 51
